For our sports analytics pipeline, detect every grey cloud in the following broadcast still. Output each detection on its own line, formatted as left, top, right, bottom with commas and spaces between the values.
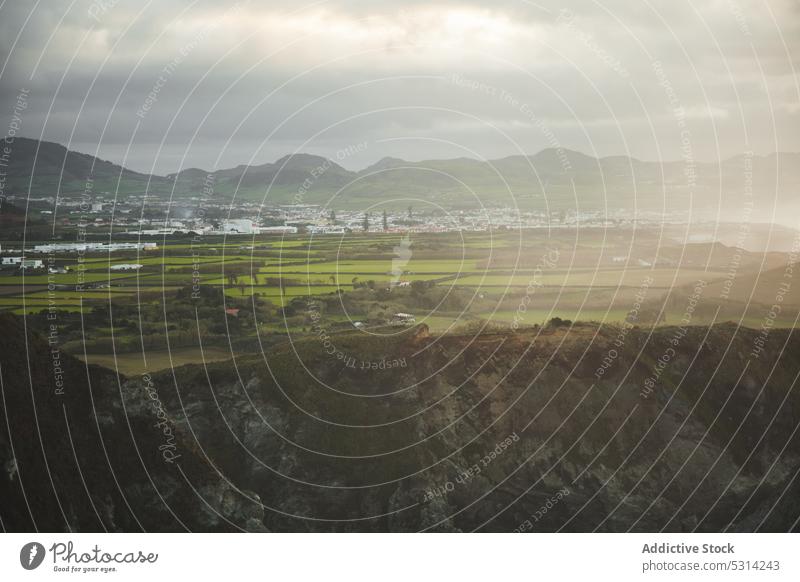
0, 0, 797, 174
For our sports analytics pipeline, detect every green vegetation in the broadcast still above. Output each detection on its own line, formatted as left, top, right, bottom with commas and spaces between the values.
4, 229, 798, 372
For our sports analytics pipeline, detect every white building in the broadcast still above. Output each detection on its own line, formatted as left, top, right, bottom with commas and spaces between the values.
389, 312, 416, 326
31, 242, 158, 253
109, 263, 144, 271
223, 219, 256, 234
307, 226, 345, 235
259, 226, 298, 234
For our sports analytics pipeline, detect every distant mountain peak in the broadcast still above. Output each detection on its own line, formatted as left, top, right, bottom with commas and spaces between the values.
167, 167, 209, 180
362, 156, 407, 173
530, 147, 596, 166
274, 153, 336, 168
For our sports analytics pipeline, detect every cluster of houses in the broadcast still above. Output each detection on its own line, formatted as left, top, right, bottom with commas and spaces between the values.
0, 241, 159, 273
29, 242, 158, 253
1, 256, 44, 271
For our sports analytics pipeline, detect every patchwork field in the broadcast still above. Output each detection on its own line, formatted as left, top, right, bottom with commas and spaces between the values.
2, 229, 798, 371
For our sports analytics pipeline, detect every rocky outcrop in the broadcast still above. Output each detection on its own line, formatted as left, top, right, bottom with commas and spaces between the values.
141, 322, 800, 532
2, 315, 799, 532
0, 314, 265, 532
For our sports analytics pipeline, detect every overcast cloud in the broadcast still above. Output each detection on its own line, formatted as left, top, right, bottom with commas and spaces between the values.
1, 0, 798, 174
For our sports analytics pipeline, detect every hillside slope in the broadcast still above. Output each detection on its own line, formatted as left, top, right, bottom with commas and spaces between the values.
0, 313, 265, 532
4, 138, 173, 198
4, 314, 797, 532
159, 322, 800, 532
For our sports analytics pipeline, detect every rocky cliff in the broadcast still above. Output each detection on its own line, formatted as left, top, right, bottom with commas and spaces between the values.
2, 314, 799, 532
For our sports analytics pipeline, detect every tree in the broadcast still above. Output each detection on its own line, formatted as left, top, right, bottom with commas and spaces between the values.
329, 275, 337, 286
362, 212, 369, 232
382, 210, 388, 231
411, 279, 428, 295
407, 205, 413, 220
351, 276, 359, 289
329, 209, 336, 224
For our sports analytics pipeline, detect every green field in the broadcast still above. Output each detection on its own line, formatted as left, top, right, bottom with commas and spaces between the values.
77, 346, 236, 375
3, 231, 797, 331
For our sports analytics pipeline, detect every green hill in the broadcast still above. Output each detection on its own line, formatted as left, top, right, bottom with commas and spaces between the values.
7, 137, 800, 216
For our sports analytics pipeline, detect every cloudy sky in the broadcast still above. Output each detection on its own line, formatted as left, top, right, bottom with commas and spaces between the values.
1, 0, 798, 174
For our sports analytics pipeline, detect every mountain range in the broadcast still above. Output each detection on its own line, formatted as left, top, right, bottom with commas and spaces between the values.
5, 137, 800, 218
